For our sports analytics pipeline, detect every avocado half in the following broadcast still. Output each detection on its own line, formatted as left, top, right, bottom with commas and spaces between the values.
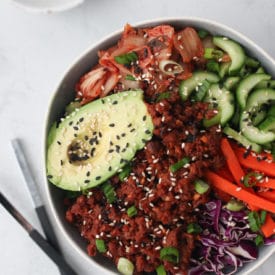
46, 90, 154, 191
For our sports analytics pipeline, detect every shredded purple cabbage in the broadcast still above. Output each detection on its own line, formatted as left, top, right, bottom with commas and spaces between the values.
189, 200, 260, 275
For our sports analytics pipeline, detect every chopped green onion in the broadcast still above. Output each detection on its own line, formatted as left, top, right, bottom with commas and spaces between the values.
206, 60, 220, 74
260, 210, 267, 225
248, 211, 261, 232
243, 172, 263, 187
117, 257, 134, 275
203, 112, 221, 128
187, 223, 202, 234
225, 199, 245, 211
169, 157, 190, 173
159, 60, 183, 76
194, 179, 209, 194
156, 264, 166, 275
197, 29, 209, 39
160, 247, 179, 264
156, 92, 171, 102
114, 52, 138, 65
255, 235, 264, 246
125, 74, 136, 81
245, 57, 260, 68
127, 205, 137, 217
101, 181, 116, 204
204, 48, 223, 60
194, 80, 210, 101
118, 164, 131, 181
95, 239, 107, 253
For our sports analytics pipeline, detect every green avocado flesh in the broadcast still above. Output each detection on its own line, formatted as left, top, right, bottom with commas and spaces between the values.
46, 90, 154, 191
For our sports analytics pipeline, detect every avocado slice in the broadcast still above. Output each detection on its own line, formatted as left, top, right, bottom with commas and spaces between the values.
46, 90, 153, 191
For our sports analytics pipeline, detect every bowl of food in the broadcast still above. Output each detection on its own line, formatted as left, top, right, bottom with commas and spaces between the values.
44, 17, 275, 275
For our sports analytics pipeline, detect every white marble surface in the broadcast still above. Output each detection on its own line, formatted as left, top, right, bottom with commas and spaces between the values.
0, 0, 274, 274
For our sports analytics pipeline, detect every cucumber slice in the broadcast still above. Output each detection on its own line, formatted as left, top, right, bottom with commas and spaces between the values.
255, 80, 275, 89
179, 71, 220, 101
240, 89, 275, 144
251, 109, 267, 126
236, 74, 271, 109
204, 84, 234, 126
223, 126, 262, 153
213, 36, 245, 75
219, 62, 230, 78
224, 76, 241, 90
258, 116, 275, 131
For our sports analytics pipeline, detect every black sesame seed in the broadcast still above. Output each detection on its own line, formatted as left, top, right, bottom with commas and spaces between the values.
57, 141, 61, 145
108, 166, 112, 171
69, 121, 73, 126
108, 149, 114, 153
84, 180, 90, 184
73, 126, 79, 131
90, 148, 96, 157
93, 131, 97, 135
109, 123, 115, 127
74, 134, 78, 137
142, 115, 147, 121
110, 141, 114, 146
127, 123, 132, 128
115, 145, 120, 153
101, 99, 105, 104
84, 135, 89, 141
116, 135, 120, 140
79, 117, 84, 123
112, 100, 118, 105
96, 176, 101, 180
126, 143, 130, 148
142, 139, 147, 143
121, 133, 126, 137
99, 132, 102, 138
47, 175, 53, 179
145, 130, 151, 135
86, 171, 91, 177
121, 148, 127, 153
130, 128, 136, 132
60, 160, 63, 166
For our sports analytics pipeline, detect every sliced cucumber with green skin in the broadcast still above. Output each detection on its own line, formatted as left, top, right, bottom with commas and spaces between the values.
236, 74, 271, 109
223, 126, 262, 153
251, 109, 267, 126
224, 76, 241, 90
258, 116, 275, 131
213, 36, 245, 75
240, 89, 275, 144
255, 80, 275, 89
179, 71, 220, 101
219, 62, 230, 78
204, 84, 234, 126
203, 112, 221, 128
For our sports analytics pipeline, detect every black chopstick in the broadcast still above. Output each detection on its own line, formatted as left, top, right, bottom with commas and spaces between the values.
11, 139, 68, 275
0, 192, 77, 275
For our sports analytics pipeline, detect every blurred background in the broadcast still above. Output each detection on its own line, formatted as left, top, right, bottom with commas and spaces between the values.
0, 0, 274, 274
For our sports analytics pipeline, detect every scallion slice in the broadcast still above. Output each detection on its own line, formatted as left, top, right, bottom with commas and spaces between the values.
206, 60, 220, 74
225, 199, 245, 211
248, 211, 261, 232
117, 257, 134, 275
159, 60, 183, 76
197, 29, 209, 39
156, 264, 166, 275
127, 205, 137, 217
169, 157, 190, 173
204, 48, 223, 60
187, 223, 202, 234
194, 179, 209, 194
243, 172, 263, 187
118, 164, 131, 181
156, 92, 171, 102
160, 247, 179, 264
95, 239, 107, 253
114, 52, 138, 65
260, 210, 267, 225
125, 74, 136, 81
101, 181, 116, 204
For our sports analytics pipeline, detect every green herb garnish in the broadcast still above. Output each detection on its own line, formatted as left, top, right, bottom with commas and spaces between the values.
114, 52, 138, 65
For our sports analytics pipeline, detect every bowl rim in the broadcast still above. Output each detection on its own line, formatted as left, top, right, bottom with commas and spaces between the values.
42, 16, 275, 274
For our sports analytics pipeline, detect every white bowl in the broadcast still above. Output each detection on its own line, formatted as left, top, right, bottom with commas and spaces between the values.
43, 17, 275, 274
12, 0, 84, 13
